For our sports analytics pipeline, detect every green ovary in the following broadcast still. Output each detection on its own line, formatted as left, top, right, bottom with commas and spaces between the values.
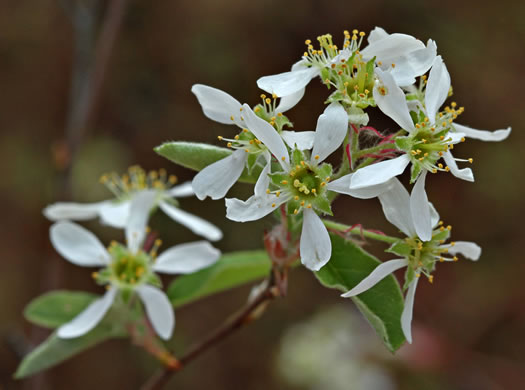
290, 167, 323, 199
108, 244, 151, 286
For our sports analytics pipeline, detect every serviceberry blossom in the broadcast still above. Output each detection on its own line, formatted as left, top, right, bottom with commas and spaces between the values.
44, 166, 222, 242
191, 84, 315, 201
348, 56, 511, 239
226, 102, 391, 270
341, 179, 481, 343
49, 191, 221, 340
257, 27, 436, 113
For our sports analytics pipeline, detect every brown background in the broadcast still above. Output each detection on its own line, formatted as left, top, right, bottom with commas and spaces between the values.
1, 0, 524, 389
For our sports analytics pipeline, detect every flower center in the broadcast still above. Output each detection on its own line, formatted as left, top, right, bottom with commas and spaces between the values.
303, 30, 375, 108
403, 222, 457, 283
100, 165, 177, 200
108, 243, 151, 286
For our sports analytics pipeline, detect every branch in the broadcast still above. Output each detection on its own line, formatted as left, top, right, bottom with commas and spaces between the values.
140, 282, 281, 390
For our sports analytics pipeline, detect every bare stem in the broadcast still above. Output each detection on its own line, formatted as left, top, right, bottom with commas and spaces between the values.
140, 281, 281, 390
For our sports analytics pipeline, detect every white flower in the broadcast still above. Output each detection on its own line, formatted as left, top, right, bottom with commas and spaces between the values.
341, 179, 481, 343
191, 84, 312, 200
256, 28, 436, 101
44, 166, 222, 242
49, 191, 221, 340
349, 56, 511, 237
226, 102, 376, 271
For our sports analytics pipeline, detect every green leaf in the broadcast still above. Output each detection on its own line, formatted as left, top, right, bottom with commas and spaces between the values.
24, 291, 97, 329
168, 250, 271, 308
315, 233, 406, 352
15, 319, 126, 379
155, 141, 263, 183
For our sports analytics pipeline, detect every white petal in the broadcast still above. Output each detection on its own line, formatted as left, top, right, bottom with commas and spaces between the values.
242, 104, 289, 170
191, 149, 247, 200
50, 221, 110, 266
378, 178, 416, 237
281, 130, 315, 150
153, 241, 221, 274
126, 190, 157, 253
167, 181, 194, 198
390, 39, 437, 87
57, 288, 116, 339
191, 84, 243, 126
429, 202, 440, 228
453, 123, 511, 142
448, 241, 481, 261
225, 193, 289, 222
341, 259, 408, 297
361, 33, 425, 63
410, 172, 432, 241
425, 56, 450, 124
159, 201, 223, 241
443, 151, 474, 182
350, 155, 410, 189
327, 174, 394, 199
300, 208, 331, 271
275, 88, 305, 113
401, 278, 419, 344
311, 102, 348, 164
254, 155, 271, 197
367, 26, 389, 43
98, 201, 131, 228
257, 66, 319, 97
373, 69, 415, 132
43, 201, 107, 222
136, 285, 175, 340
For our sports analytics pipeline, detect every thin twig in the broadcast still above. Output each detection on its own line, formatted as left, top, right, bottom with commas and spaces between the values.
140, 283, 281, 390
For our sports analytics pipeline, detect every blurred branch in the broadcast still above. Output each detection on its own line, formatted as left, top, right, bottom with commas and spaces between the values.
140, 274, 284, 390
22, 1, 129, 389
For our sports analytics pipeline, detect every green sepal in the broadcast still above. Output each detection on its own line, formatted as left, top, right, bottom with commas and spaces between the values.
410, 163, 422, 183
386, 240, 412, 257
315, 233, 406, 352
313, 196, 333, 216
432, 228, 451, 242
364, 56, 376, 91
246, 153, 259, 174
403, 266, 416, 290
320, 68, 331, 87
269, 172, 288, 187
316, 163, 332, 181
394, 136, 411, 152
291, 148, 306, 165
145, 273, 163, 288
155, 141, 264, 184
286, 198, 301, 215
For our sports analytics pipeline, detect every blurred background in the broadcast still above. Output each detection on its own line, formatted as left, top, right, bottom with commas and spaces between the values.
1, 0, 524, 389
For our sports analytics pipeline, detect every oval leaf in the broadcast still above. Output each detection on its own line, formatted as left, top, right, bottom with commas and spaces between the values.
168, 250, 271, 308
24, 291, 98, 329
155, 142, 264, 184
15, 319, 126, 379
315, 233, 406, 352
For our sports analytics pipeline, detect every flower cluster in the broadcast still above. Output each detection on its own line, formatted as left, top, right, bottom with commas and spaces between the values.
22, 27, 511, 381
188, 27, 510, 343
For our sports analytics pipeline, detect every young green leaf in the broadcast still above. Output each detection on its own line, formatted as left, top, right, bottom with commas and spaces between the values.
24, 291, 97, 329
168, 250, 271, 308
315, 233, 406, 352
14, 318, 126, 379
155, 141, 263, 183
